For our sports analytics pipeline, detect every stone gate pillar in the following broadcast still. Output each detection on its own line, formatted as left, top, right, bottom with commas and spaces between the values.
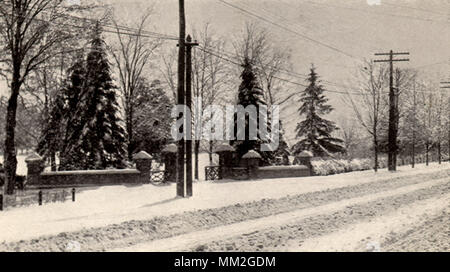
242, 150, 262, 180
25, 152, 45, 186
215, 143, 235, 179
133, 151, 153, 183
297, 150, 314, 176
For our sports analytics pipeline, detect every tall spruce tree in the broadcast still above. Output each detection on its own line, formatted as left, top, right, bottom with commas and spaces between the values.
73, 23, 126, 169
38, 24, 127, 170
293, 66, 345, 157
232, 58, 275, 165
59, 55, 87, 170
38, 54, 85, 170
78, 23, 126, 169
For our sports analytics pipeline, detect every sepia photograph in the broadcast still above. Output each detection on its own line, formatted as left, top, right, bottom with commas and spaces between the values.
0, 0, 449, 259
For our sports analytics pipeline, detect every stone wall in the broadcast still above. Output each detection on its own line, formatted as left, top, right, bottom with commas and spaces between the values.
24, 151, 153, 189
257, 165, 311, 179
33, 169, 144, 188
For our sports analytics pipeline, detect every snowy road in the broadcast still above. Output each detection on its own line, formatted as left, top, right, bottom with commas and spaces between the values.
0, 163, 448, 251
114, 178, 449, 252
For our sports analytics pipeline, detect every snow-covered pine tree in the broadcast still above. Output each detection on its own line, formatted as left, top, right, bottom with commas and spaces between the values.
292, 66, 345, 157
38, 54, 86, 171
74, 23, 127, 169
232, 57, 275, 165
59, 55, 88, 170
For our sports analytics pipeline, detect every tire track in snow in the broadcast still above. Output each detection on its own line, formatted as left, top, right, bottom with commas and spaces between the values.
281, 193, 450, 252
112, 178, 450, 252
196, 180, 450, 252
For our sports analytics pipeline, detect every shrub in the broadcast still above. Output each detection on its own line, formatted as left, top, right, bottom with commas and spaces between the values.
311, 158, 374, 176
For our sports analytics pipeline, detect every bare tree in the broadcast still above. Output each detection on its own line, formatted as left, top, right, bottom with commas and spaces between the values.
344, 60, 389, 172
0, 0, 92, 194
109, 10, 161, 160
414, 81, 441, 166
160, 47, 178, 102
233, 22, 293, 107
191, 24, 230, 175
336, 117, 364, 160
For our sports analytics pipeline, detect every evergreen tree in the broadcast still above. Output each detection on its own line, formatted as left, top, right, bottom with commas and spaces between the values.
38, 53, 86, 170
59, 55, 87, 170
38, 25, 127, 170
292, 66, 345, 157
232, 57, 275, 165
75, 23, 126, 169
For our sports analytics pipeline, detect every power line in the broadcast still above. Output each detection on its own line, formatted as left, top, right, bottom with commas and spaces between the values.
199, 44, 358, 93
216, 0, 362, 61
382, 2, 448, 17
197, 45, 365, 97
2, 6, 179, 41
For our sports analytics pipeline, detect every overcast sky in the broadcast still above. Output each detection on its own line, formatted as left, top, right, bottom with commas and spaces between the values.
1, 0, 449, 143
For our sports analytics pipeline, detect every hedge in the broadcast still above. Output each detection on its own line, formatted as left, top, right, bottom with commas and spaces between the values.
310, 158, 388, 176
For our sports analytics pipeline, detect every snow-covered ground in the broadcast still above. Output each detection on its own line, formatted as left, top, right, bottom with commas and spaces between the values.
0, 162, 448, 247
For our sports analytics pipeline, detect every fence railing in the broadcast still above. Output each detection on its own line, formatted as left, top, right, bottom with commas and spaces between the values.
150, 170, 166, 184
205, 166, 221, 181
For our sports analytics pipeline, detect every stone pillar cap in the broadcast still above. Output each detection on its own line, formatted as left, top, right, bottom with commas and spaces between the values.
214, 143, 235, 153
162, 143, 178, 153
242, 150, 262, 159
133, 151, 153, 160
25, 152, 43, 162
298, 150, 314, 158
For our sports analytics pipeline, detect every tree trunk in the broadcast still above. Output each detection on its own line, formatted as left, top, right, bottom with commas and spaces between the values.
438, 142, 441, 164
425, 142, 429, 166
373, 134, 378, 172
194, 140, 199, 180
4, 78, 20, 195
126, 105, 134, 161
209, 140, 213, 164
412, 129, 415, 168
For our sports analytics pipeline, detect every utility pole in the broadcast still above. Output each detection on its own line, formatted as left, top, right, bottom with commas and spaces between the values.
177, 0, 186, 197
374, 50, 410, 171
440, 81, 450, 163
185, 35, 198, 197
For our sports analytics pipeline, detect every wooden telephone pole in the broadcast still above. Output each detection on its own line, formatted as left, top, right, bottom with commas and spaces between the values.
374, 51, 410, 171
177, 0, 186, 197
176, 1, 199, 197
185, 35, 198, 197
